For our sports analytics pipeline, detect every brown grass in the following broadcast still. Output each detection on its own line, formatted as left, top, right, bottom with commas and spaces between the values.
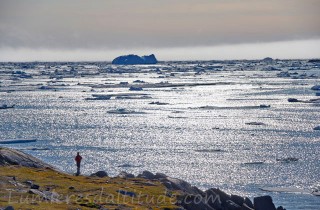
0, 166, 180, 210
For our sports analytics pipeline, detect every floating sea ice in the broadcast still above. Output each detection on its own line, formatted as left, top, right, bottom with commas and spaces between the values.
313, 126, 320, 131
129, 86, 143, 91
311, 85, 320, 90
107, 108, 146, 114
245, 122, 266, 126
276, 157, 299, 162
0, 139, 37, 144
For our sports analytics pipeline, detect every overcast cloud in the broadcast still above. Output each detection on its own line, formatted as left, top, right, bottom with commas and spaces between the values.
0, 0, 319, 60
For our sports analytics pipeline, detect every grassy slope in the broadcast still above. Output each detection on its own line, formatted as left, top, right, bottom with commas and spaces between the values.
0, 166, 180, 210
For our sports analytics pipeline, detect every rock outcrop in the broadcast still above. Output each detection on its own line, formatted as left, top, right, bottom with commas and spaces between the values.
254, 195, 276, 210
112, 54, 158, 65
137, 170, 285, 210
117, 171, 135, 179
0, 147, 54, 169
0, 149, 286, 210
90, 170, 108, 178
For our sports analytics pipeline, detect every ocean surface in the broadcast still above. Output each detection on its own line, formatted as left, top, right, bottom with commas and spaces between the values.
0, 60, 319, 209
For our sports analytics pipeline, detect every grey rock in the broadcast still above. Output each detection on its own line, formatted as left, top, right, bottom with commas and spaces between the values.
225, 200, 241, 210
137, 170, 155, 179
28, 189, 60, 202
0, 147, 54, 169
164, 176, 199, 195
191, 186, 205, 197
116, 190, 136, 197
25, 180, 33, 186
117, 171, 135, 179
207, 188, 231, 205
162, 181, 174, 190
90, 171, 108, 178
178, 194, 215, 210
241, 203, 255, 210
30, 184, 40, 189
154, 172, 167, 179
254, 195, 276, 210
42, 190, 60, 202
231, 194, 245, 206
204, 189, 223, 210
244, 197, 254, 209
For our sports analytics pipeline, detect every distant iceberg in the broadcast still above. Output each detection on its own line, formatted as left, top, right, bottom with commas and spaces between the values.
262, 57, 274, 63
112, 54, 158, 65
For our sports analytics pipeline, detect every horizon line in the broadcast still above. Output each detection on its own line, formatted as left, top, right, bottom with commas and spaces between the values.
0, 57, 319, 63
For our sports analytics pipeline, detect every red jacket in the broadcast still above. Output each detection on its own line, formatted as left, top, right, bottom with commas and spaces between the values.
75, 155, 82, 163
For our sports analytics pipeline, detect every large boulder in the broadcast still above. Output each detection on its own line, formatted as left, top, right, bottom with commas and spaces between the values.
204, 189, 223, 209
207, 188, 231, 205
112, 54, 158, 65
0, 147, 54, 169
229, 195, 253, 209
241, 203, 255, 210
164, 176, 200, 195
177, 194, 215, 210
225, 200, 241, 210
117, 171, 135, 179
230, 194, 245, 206
243, 197, 254, 209
138, 171, 203, 195
137, 170, 156, 179
254, 195, 276, 210
154, 172, 168, 179
90, 171, 108, 178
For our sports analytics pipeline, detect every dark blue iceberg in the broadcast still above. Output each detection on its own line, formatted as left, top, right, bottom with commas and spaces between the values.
112, 54, 157, 65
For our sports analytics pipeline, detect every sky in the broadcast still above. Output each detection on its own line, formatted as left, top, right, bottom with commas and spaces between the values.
0, 0, 319, 61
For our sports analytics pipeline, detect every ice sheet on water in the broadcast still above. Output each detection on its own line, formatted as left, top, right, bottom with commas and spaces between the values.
260, 187, 310, 194
1, 59, 320, 209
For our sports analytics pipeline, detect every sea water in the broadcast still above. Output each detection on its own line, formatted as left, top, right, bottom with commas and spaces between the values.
0, 60, 319, 209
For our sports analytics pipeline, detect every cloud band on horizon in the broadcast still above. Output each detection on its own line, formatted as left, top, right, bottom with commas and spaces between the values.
0, 0, 319, 61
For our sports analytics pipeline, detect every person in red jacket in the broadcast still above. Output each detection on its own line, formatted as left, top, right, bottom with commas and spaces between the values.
75, 152, 82, 176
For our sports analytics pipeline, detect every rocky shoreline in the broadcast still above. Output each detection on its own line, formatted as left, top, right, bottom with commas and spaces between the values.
0, 147, 286, 210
